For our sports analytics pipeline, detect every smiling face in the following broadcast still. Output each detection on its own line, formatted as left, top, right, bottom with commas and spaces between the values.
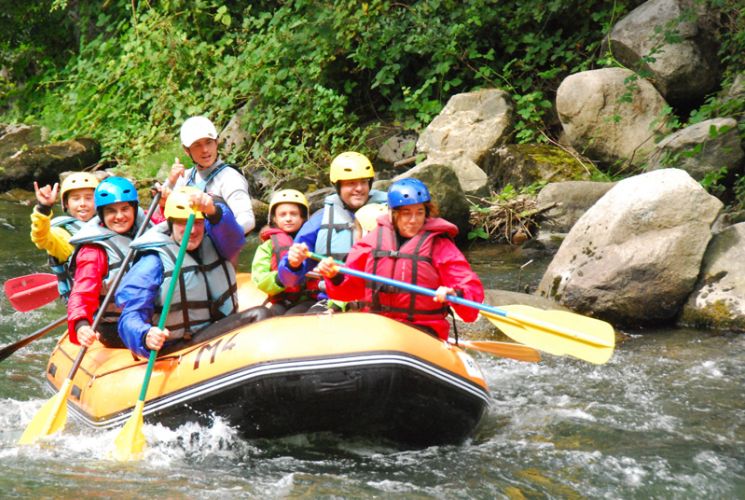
393, 203, 426, 239
172, 218, 206, 251
338, 178, 371, 211
272, 202, 305, 233
101, 201, 136, 234
65, 188, 96, 222
184, 137, 219, 169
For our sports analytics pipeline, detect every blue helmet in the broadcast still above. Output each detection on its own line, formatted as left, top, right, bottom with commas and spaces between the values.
387, 178, 431, 208
94, 177, 139, 209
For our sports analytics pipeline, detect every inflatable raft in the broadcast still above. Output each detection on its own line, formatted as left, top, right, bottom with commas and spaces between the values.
44, 274, 490, 446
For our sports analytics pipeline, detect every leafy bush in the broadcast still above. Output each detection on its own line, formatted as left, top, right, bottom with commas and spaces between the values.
2, 0, 742, 189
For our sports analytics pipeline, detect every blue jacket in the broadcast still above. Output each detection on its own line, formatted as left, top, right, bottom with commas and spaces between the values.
115, 203, 244, 357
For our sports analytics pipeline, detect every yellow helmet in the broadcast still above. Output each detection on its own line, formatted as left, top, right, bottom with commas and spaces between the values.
329, 151, 375, 183
60, 172, 99, 210
354, 203, 387, 233
268, 189, 309, 219
164, 186, 205, 220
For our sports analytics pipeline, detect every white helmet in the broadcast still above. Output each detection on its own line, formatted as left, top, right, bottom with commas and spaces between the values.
180, 116, 218, 148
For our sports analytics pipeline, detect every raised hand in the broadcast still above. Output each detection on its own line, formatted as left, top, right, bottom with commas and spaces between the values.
34, 182, 59, 207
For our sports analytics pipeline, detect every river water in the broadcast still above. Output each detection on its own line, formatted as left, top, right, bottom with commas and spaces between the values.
1, 199, 743, 498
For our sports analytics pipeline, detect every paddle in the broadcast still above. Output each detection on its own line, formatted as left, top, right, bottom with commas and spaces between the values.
0, 316, 67, 363
4, 273, 59, 312
19, 192, 162, 445
454, 339, 541, 363
113, 212, 195, 461
307, 251, 615, 365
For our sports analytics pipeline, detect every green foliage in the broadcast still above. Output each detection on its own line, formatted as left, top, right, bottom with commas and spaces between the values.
0, 1, 75, 90
732, 174, 745, 210
700, 166, 728, 198
2, 0, 646, 177
467, 226, 489, 241
1, 0, 742, 192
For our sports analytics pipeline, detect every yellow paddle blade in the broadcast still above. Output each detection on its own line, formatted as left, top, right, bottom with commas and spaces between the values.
481, 305, 615, 365
18, 378, 72, 445
459, 340, 541, 363
112, 400, 146, 461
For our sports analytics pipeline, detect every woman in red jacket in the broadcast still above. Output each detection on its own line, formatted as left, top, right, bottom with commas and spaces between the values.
314, 178, 484, 340
66, 177, 148, 348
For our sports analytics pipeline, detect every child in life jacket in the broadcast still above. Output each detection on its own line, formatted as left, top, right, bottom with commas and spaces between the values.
251, 189, 318, 315
30, 172, 100, 301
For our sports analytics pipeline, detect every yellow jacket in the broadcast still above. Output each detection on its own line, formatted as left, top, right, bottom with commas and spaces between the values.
30, 207, 74, 263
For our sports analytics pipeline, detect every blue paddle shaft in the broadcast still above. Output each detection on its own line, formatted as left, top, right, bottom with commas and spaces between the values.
307, 250, 506, 318
339, 264, 506, 318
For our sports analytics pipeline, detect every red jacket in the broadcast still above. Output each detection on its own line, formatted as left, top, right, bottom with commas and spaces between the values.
66, 245, 109, 344
324, 216, 484, 339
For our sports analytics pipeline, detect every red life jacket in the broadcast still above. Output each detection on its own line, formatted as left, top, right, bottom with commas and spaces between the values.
259, 226, 318, 304
364, 217, 458, 338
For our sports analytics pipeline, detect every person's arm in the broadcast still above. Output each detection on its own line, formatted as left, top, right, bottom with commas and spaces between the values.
66, 245, 108, 344
219, 169, 255, 234
205, 202, 246, 261
30, 207, 74, 262
321, 241, 369, 302
251, 240, 285, 296
116, 253, 164, 358
432, 238, 485, 323
277, 210, 323, 287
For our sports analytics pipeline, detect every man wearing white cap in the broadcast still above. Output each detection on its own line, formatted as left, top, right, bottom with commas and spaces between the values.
165, 116, 255, 235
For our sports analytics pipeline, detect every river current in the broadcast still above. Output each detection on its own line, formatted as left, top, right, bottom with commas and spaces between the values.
0, 199, 743, 498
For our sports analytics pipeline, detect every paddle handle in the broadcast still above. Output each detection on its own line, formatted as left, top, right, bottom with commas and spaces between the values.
137, 212, 195, 402
308, 251, 610, 348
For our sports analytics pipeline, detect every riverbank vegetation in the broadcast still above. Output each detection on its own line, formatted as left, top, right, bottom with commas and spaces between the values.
1, 1, 743, 197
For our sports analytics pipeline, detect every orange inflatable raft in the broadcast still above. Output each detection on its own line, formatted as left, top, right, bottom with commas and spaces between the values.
44, 274, 490, 446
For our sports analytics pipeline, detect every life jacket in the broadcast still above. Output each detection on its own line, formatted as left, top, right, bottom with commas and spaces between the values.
131, 222, 238, 340
314, 190, 387, 261
49, 215, 85, 301
68, 208, 149, 328
259, 226, 318, 304
364, 217, 459, 337
186, 161, 232, 191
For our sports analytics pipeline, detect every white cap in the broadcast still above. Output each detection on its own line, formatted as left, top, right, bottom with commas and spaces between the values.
180, 116, 218, 148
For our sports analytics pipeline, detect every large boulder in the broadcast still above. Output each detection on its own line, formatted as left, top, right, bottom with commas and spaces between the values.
221, 103, 253, 156
605, 0, 720, 104
536, 168, 722, 326
535, 181, 617, 233
0, 124, 46, 161
401, 155, 488, 195
487, 144, 600, 189
377, 131, 418, 168
416, 89, 514, 165
646, 118, 744, 181
556, 68, 670, 167
0, 138, 101, 191
679, 223, 745, 332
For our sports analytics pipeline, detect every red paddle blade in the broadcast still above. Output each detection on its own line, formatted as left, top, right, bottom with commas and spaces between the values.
4, 273, 59, 312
